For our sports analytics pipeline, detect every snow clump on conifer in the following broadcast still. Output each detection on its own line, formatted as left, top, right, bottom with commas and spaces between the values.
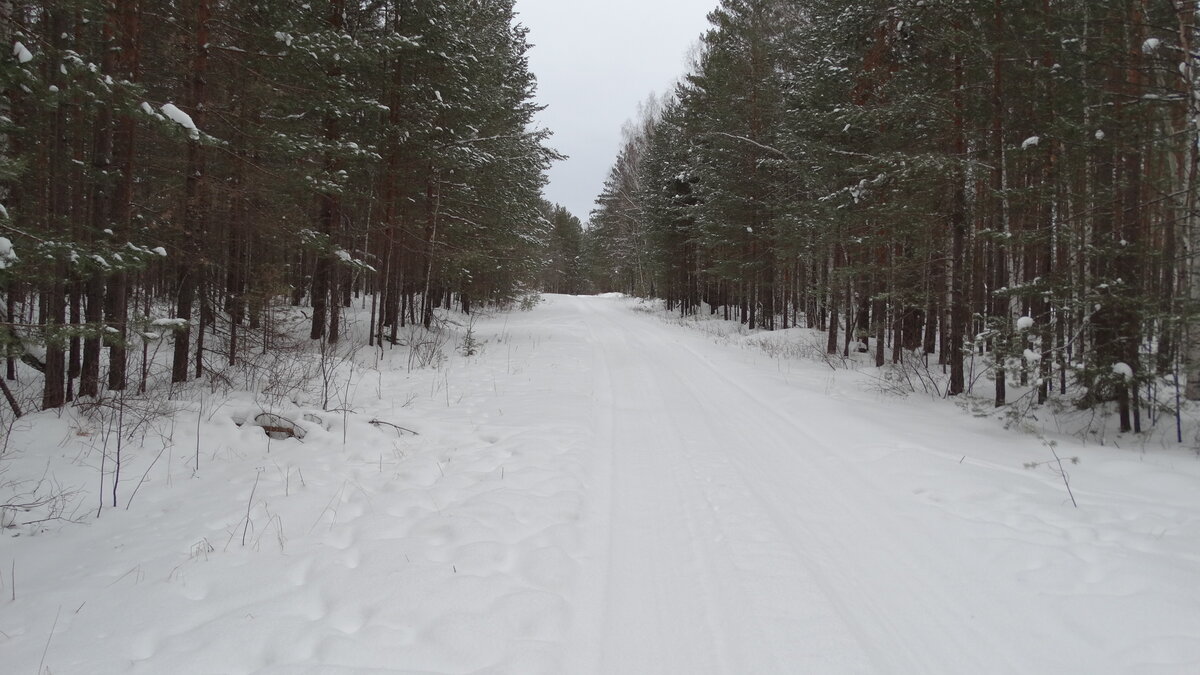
0, 237, 17, 269
161, 103, 200, 140
1112, 362, 1134, 381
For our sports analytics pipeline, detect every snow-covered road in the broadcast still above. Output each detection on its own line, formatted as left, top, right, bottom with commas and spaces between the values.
570, 295, 1200, 674
5, 294, 1200, 674
587, 298, 877, 673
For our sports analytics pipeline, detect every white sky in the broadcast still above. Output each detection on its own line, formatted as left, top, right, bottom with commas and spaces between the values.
515, 0, 716, 223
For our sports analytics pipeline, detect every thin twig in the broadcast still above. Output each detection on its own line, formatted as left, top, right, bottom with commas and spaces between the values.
126, 441, 171, 510
1050, 447, 1079, 509
112, 389, 125, 508
241, 470, 262, 547
368, 419, 418, 435
195, 395, 202, 475
37, 605, 61, 675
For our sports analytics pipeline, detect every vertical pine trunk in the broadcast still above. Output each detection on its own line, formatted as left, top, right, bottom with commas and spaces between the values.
825, 250, 839, 353
172, 0, 209, 384
107, 9, 136, 393
311, 0, 345, 342
1173, 3, 1200, 400
5, 284, 16, 380
81, 4, 117, 398
225, 70, 248, 366
948, 52, 968, 397
874, 295, 885, 368
0, 0, 15, 384
42, 9, 70, 409
990, 0, 1007, 407
421, 172, 441, 330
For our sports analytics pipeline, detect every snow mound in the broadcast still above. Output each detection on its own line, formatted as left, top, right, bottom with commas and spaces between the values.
252, 412, 307, 440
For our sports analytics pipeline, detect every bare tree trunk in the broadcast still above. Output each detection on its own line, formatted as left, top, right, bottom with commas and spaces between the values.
106, 0, 138, 391
1176, 2, 1200, 400
311, 0, 345, 342
948, 52, 968, 397
81, 4, 117, 398
42, 8, 70, 409
421, 171, 441, 330
990, 0, 1008, 407
826, 250, 839, 354
173, 0, 209, 383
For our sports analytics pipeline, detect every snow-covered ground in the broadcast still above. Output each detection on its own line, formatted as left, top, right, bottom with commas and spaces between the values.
3, 294, 1200, 674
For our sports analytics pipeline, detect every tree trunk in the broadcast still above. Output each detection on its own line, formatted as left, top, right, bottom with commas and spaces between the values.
172, 0, 210, 384
948, 53, 968, 397
1176, 3, 1200, 400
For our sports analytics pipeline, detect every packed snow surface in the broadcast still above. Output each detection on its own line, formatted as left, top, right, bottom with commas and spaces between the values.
3, 295, 1200, 673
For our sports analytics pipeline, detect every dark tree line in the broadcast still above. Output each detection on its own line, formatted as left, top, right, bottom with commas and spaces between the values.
536, 200, 585, 295
588, 0, 1200, 432
0, 0, 557, 412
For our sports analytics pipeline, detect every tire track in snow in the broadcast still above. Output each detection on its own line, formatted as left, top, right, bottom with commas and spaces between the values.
612, 302, 1056, 674
586, 308, 734, 674
583, 300, 871, 674
578, 297, 1049, 674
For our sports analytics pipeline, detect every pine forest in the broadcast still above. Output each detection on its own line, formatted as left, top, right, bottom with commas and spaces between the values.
0, 0, 556, 412
589, 0, 1200, 434
6, 1, 1200, 672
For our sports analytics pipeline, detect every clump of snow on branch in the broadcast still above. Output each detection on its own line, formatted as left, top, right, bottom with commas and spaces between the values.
0, 237, 18, 269
1016, 316, 1035, 330
1112, 362, 1134, 381
151, 317, 188, 328
1021, 136, 1040, 150
140, 102, 166, 121
12, 41, 32, 63
334, 249, 377, 272
160, 103, 200, 140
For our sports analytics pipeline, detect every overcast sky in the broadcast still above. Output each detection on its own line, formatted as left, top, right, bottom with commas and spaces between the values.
515, 0, 716, 223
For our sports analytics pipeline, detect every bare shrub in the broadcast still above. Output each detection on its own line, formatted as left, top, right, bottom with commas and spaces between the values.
405, 323, 450, 371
